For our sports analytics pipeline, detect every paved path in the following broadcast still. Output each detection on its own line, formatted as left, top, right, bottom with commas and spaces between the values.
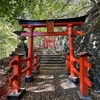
22, 69, 79, 100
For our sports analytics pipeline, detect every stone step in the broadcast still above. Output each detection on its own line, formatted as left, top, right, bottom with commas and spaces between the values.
39, 60, 65, 64
39, 66, 65, 70
39, 58, 63, 61
38, 54, 62, 57
39, 64, 66, 67
38, 53, 61, 56
39, 56, 63, 60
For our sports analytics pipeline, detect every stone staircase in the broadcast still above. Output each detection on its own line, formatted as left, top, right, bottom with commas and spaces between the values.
38, 49, 66, 70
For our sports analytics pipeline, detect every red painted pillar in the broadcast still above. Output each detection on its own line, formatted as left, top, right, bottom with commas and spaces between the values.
12, 56, 21, 93
48, 39, 51, 48
80, 55, 89, 96
50, 38, 55, 48
44, 38, 48, 48
68, 24, 75, 77
33, 54, 37, 72
53, 38, 56, 48
27, 27, 34, 76
46, 39, 48, 48
66, 53, 70, 73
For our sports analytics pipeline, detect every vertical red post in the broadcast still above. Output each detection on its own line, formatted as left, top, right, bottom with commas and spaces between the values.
52, 38, 55, 48
48, 38, 51, 48
44, 38, 48, 48
53, 38, 56, 48
67, 24, 75, 77
66, 53, 70, 74
27, 27, 34, 76
46, 38, 48, 48
80, 55, 89, 96
33, 54, 37, 72
12, 56, 21, 93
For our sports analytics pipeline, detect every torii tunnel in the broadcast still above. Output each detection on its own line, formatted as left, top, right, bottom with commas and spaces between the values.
19, 15, 87, 77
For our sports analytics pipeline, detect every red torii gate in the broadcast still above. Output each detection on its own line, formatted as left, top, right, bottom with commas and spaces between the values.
20, 16, 85, 78
7, 15, 92, 100
42, 37, 56, 48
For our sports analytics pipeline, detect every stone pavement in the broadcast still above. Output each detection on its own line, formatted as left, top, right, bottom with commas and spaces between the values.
21, 69, 80, 100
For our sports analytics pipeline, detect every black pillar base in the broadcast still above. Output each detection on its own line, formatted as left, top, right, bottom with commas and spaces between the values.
7, 88, 25, 100
69, 75, 79, 84
25, 74, 33, 83
32, 70, 39, 74
77, 91, 93, 100
66, 71, 70, 75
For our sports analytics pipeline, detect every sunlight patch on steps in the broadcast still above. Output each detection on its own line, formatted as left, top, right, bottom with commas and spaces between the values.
36, 75, 54, 79
60, 79, 76, 89
27, 80, 55, 92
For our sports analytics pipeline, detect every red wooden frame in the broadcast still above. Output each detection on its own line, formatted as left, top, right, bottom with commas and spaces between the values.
66, 52, 92, 96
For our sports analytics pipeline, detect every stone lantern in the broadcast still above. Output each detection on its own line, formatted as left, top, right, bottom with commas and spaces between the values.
10, 31, 28, 57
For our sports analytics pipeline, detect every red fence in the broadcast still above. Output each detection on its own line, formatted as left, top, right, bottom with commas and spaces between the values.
8, 53, 38, 93
66, 52, 92, 97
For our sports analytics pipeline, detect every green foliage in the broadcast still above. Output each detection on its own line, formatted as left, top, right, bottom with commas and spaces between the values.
0, 0, 94, 22
0, 21, 19, 59
0, 0, 33, 22
0, 0, 95, 59
27, 0, 92, 20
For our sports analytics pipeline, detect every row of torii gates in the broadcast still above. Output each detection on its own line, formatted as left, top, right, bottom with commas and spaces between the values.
7, 15, 92, 100
41, 37, 56, 48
